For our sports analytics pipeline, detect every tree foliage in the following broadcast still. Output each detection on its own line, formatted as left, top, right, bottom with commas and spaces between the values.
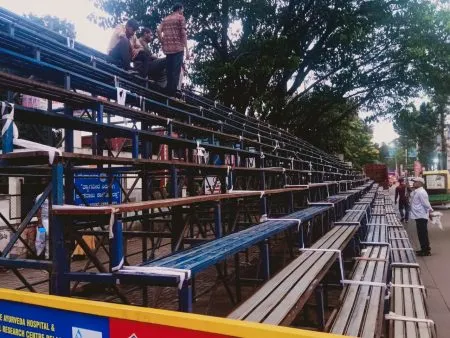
24, 14, 76, 39
393, 102, 439, 168
92, 0, 448, 114
331, 117, 379, 169
90, 0, 449, 161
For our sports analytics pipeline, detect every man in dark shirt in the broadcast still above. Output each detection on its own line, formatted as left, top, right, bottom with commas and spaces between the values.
395, 177, 411, 222
107, 19, 140, 71
132, 28, 167, 86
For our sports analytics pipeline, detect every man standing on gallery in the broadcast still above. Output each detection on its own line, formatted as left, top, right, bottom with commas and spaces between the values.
157, 3, 190, 97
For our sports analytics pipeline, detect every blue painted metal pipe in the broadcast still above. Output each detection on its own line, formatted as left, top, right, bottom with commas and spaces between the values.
51, 162, 70, 296
2, 121, 13, 153
111, 220, 124, 272
132, 132, 139, 159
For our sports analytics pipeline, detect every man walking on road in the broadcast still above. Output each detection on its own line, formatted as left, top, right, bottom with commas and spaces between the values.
395, 177, 410, 222
157, 3, 190, 97
410, 177, 433, 256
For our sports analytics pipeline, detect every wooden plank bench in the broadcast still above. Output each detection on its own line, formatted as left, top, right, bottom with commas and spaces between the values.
385, 205, 396, 214
327, 194, 350, 219
370, 214, 387, 225
372, 205, 386, 215
380, 192, 434, 337
335, 203, 371, 239
337, 203, 370, 224
52, 186, 308, 216
366, 224, 388, 243
227, 224, 358, 326
386, 213, 403, 227
328, 244, 389, 337
388, 227, 416, 264
388, 266, 433, 338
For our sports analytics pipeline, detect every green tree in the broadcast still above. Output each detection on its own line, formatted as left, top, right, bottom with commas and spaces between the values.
91, 0, 449, 120
393, 102, 439, 169
337, 118, 379, 169
24, 14, 76, 39
91, 0, 448, 166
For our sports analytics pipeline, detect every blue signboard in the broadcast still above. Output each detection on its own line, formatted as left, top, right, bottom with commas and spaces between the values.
0, 300, 109, 338
74, 171, 122, 206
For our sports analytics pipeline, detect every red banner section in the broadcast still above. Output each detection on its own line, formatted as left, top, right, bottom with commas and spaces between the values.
110, 318, 235, 338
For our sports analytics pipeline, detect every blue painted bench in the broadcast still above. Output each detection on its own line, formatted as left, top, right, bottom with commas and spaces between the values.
127, 205, 333, 311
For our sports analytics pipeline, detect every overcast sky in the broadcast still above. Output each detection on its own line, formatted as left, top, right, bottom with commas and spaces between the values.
0, 0, 399, 144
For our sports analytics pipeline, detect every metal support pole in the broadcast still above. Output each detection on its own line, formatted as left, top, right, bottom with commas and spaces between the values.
141, 168, 150, 304
170, 165, 178, 198
227, 168, 233, 191
171, 206, 183, 252
110, 220, 124, 272
132, 132, 139, 159
259, 152, 267, 216
261, 239, 270, 280
179, 280, 193, 312
167, 121, 178, 198
2, 115, 13, 153
96, 103, 104, 156
315, 285, 326, 329
214, 202, 222, 238
234, 253, 241, 302
64, 75, 73, 153
142, 122, 152, 159
2, 92, 14, 153
288, 191, 294, 213
64, 166, 74, 205
63, 97, 74, 206
50, 163, 70, 296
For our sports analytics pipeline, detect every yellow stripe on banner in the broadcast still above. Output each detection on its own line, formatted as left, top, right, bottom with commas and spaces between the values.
0, 288, 345, 338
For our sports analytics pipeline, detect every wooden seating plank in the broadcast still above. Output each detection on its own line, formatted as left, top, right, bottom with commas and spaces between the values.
252, 227, 356, 325
360, 248, 389, 337
227, 226, 344, 320
330, 245, 388, 336
228, 224, 358, 326
52, 186, 309, 215
410, 269, 432, 337
390, 267, 432, 338
330, 246, 377, 333
249, 253, 334, 325
346, 247, 388, 336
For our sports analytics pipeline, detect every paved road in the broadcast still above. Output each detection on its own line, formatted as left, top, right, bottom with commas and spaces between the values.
401, 202, 450, 337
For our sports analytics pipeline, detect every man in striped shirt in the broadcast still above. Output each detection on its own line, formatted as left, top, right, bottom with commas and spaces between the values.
157, 3, 190, 97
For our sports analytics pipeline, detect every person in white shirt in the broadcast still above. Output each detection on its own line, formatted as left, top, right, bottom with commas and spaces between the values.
409, 177, 433, 256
